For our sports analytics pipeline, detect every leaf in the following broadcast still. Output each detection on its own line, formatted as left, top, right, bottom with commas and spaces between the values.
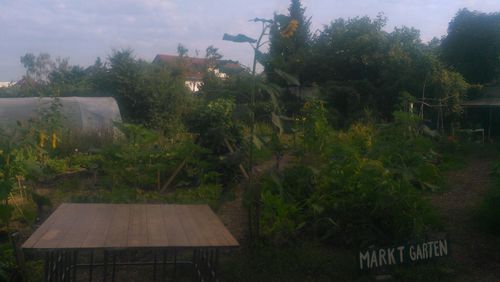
258, 82, 281, 111
222, 33, 257, 43
249, 18, 273, 24
271, 112, 284, 134
274, 14, 290, 24
0, 180, 12, 200
252, 135, 264, 150
0, 204, 13, 224
274, 69, 300, 86
421, 182, 440, 192
296, 221, 306, 231
255, 49, 270, 65
311, 203, 324, 214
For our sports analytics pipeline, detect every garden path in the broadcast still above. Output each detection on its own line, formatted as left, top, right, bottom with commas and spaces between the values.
217, 154, 294, 244
429, 156, 500, 281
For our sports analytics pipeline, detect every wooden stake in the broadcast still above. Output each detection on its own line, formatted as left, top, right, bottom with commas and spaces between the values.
224, 138, 250, 180
160, 159, 186, 193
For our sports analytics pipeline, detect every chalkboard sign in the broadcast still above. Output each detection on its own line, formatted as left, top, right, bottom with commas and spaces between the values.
359, 239, 449, 270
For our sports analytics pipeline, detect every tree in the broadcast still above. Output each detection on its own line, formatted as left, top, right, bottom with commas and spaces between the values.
308, 15, 389, 124
441, 9, 500, 84
267, 0, 311, 83
20, 53, 55, 83
105, 49, 190, 130
177, 43, 189, 58
305, 14, 468, 126
205, 45, 223, 70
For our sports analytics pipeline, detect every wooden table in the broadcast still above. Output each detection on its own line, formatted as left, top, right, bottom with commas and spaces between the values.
22, 203, 239, 281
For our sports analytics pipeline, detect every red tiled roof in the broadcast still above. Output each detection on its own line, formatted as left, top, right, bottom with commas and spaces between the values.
153, 54, 245, 81
154, 54, 205, 80
154, 54, 207, 66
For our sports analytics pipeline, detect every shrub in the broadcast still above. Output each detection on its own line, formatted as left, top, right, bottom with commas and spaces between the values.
168, 184, 223, 210
99, 123, 206, 190
475, 185, 500, 236
260, 189, 302, 245
258, 109, 440, 246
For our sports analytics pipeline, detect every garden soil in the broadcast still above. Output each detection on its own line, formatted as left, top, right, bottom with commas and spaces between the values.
429, 156, 500, 281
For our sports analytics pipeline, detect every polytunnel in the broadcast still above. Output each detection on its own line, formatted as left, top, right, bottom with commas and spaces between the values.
0, 97, 122, 132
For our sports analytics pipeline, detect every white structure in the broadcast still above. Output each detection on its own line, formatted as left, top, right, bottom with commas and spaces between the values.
0, 81, 15, 88
153, 54, 243, 92
0, 97, 122, 132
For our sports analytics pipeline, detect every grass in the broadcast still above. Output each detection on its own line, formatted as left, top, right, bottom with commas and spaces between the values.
473, 169, 500, 239
219, 241, 456, 282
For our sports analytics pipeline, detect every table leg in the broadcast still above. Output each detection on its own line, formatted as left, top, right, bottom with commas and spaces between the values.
162, 250, 167, 282
153, 251, 157, 281
89, 250, 94, 282
44, 252, 50, 282
112, 252, 116, 282
173, 250, 177, 281
72, 251, 78, 282
103, 250, 108, 282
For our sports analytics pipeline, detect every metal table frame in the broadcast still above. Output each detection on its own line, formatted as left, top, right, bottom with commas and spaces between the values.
40, 247, 221, 282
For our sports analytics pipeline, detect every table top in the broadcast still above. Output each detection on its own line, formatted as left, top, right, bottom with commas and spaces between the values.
22, 203, 239, 250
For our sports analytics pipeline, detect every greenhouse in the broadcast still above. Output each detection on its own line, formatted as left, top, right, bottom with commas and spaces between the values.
0, 97, 122, 132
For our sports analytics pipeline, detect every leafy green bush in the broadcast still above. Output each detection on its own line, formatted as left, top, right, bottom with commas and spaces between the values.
260, 189, 301, 244
0, 243, 17, 281
99, 123, 207, 190
475, 163, 500, 236
475, 185, 500, 236
187, 98, 245, 183
168, 184, 223, 210
258, 106, 440, 246
371, 112, 443, 191
311, 156, 437, 245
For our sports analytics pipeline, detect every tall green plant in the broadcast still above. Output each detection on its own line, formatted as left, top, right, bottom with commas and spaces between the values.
223, 16, 302, 239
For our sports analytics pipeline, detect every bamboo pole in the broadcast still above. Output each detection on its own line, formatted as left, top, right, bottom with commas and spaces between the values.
224, 138, 250, 180
160, 159, 187, 193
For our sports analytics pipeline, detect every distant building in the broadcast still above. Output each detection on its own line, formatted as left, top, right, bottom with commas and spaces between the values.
0, 81, 16, 88
153, 54, 245, 92
461, 85, 500, 138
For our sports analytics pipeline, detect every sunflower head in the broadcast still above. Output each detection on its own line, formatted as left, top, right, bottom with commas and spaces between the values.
280, 19, 299, 38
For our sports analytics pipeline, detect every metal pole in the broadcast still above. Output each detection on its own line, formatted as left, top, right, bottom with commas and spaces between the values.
489, 107, 492, 140
162, 250, 167, 282
103, 251, 108, 282
153, 251, 157, 281
88, 250, 94, 282
172, 250, 177, 281
72, 251, 78, 282
111, 252, 116, 282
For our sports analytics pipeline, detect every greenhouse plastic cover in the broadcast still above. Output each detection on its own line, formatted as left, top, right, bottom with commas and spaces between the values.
0, 97, 122, 132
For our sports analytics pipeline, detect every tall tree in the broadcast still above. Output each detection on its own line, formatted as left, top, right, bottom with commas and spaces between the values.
267, 0, 311, 83
441, 9, 500, 84
105, 49, 190, 129
205, 45, 222, 70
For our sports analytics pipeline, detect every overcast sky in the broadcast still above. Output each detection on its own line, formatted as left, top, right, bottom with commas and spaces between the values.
1, 0, 499, 81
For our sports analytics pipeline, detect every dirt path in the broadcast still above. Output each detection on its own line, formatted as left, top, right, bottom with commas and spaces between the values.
429, 156, 500, 281
217, 155, 294, 244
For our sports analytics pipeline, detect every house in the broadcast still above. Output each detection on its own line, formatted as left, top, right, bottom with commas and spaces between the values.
461, 85, 500, 138
0, 81, 15, 88
153, 54, 245, 92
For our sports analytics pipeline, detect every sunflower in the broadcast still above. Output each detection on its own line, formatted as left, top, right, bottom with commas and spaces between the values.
39, 131, 46, 148
280, 19, 299, 38
51, 133, 57, 149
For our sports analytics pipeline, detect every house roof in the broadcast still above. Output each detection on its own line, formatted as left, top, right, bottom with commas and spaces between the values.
154, 54, 206, 67
462, 98, 500, 107
153, 54, 245, 81
154, 54, 205, 80
462, 85, 500, 107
